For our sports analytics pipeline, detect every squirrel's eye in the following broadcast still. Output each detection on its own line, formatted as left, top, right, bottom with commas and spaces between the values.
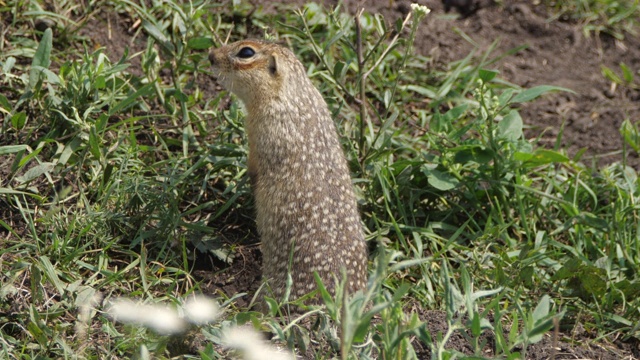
237, 47, 256, 58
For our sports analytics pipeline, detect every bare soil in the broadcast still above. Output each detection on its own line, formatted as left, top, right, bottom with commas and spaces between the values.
6, 0, 640, 358
366, 0, 640, 170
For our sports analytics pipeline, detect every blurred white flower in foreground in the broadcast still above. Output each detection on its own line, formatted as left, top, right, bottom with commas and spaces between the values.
106, 295, 220, 335
183, 295, 220, 325
224, 326, 295, 360
75, 290, 102, 337
106, 296, 292, 360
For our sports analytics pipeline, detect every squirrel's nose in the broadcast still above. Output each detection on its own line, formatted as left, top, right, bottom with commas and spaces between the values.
208, 52, 216, 66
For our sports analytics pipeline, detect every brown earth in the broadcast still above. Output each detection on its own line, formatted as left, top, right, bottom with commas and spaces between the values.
360, 0, 640, 170
8, 0, 640, 358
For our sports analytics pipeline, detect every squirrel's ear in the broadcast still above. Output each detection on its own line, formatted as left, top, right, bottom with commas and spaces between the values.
268, 54, 278, 76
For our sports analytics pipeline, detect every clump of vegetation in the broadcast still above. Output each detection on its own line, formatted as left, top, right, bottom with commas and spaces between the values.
1, 0, 639, 359
542, 0, 640, 39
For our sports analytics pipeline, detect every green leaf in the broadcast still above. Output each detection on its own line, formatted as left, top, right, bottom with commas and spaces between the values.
2, 56, 16, 74
616, 279, 640, 299
508, 311, 519, 344
620, 119, 640, 152
39, 256, 66, 295
89, 126, 101, 159
514, 149, 568, 167
404, 84, 437, 98
471, 312, 482, 336
187, 37, 214, 50
391, 283, 412, 302
620, 62, 634, 84
332, 60, 346, 81
314, 272, 334, 309
142, 20, 175, 54
15, 162, 55, 184
479, 68, 499, 82
0, 93, 11, 112
29, 28, 53, 88
607, 313, 633, 326
601, 65, 622, 84
11, 111, 27, 129
511, 85, 573, 103
532, 295, 550, 322
579, 267, 607, 297
27, 318, 48, 346
497, 88, 515, 106
443, 104, 469, 123
353, 315, 374, 343
431, 104, 468, 133
32, 29, 52, 68
95, 75, 106, 89
0, 145, 28, 155
96, 113, 109, 133
263, 296, 279, 317
58, 137, 81, 167
551, 258, 582, 281
453, 145, 494, 164
31, 66, 60, 84
388, 257, 431, 272
324, 30, 347, 51
497, 110, 523, 141
574, 212, 609, 231
470, 287, 503, 302
383, 89, 391, 108
108, 83, 155, 115
526, 316, 554, 344
421, 166, 459, 191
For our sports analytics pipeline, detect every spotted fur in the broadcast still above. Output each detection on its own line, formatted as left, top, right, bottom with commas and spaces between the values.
209, 39, 367, 301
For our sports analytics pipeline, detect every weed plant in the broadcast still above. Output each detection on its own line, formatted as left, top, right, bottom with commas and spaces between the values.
1, 1, 639, 359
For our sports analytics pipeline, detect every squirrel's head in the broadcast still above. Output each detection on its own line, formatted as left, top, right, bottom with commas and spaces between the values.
209, 39, 299, 107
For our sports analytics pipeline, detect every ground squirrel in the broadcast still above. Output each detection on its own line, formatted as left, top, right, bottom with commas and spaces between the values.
209, 39, 367, 302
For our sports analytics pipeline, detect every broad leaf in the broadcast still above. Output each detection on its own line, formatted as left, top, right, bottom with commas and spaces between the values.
511, 85, 573, 103
497, 110, 523, 141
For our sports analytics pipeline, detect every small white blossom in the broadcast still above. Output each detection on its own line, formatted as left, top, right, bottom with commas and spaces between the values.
183, 295, 220, 325
107, 298, 186, 335
224, 327, 295, 360
142, 305, 186, 335
75, 290, 102, 337
410, 3, 431, 17
107, 298, 141, 323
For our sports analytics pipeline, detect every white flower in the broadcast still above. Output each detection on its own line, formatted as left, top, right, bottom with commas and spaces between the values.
224, 327, 295, 360
142, 304, 186, 335
183, 295, 220, 325
75, 289, 102, 337
106, 298, 186, 335
410, 3, 431, 18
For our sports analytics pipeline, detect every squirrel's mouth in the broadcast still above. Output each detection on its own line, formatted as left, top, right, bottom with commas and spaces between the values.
212, 74, 234, 95
209, 68, 224, 84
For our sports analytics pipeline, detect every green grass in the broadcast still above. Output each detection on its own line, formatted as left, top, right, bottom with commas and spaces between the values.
1, 0, 640, 359
542, 0, 640, 39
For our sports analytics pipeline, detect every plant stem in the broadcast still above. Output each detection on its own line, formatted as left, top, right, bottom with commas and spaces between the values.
355, 8, 366, 164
